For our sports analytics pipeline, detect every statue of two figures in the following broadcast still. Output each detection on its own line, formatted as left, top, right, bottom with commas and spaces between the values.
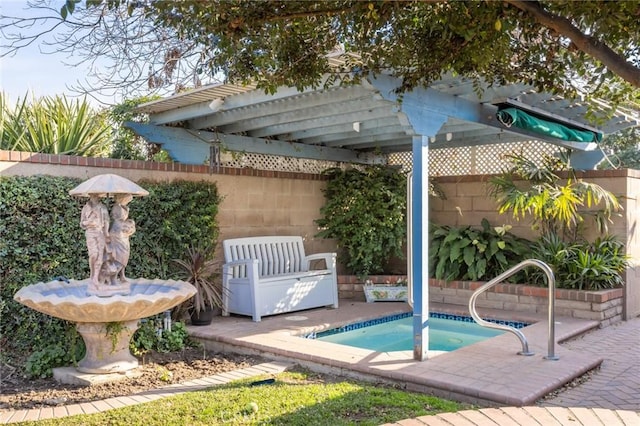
81, 193, 135, 297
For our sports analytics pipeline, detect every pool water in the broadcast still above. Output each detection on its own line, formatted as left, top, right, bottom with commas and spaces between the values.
312, 313, 528, 352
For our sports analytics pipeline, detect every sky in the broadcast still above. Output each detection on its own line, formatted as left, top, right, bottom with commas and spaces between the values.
0, 1, 119, 107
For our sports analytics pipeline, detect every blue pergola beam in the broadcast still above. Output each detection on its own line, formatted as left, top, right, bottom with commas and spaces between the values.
125, 122, 386, 165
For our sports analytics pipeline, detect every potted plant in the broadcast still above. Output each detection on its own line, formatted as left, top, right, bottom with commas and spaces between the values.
363, 277, 409, 302
172, 243, 224, 326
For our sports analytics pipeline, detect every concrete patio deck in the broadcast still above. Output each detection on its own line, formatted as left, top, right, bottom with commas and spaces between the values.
188, 301, 604, 407
1, 301, 637, 425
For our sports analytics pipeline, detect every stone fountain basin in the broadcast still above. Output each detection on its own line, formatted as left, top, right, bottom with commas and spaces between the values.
14, 278, 196, 323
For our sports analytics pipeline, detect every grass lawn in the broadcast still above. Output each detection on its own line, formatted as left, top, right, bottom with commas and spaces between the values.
22, 370, 469, 425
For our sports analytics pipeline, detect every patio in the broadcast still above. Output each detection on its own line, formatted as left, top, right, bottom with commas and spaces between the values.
187, 300, 602, 407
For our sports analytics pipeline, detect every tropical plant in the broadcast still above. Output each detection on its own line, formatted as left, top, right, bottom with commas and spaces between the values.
487, 152, 621, 241
0, 93, 112, 156
488, 154, 628, 290
429, 219, 532, 282
172, 243, 224, 321
529, 234, 629, 290
0, 93, 26, 146
315, 166, 407, 277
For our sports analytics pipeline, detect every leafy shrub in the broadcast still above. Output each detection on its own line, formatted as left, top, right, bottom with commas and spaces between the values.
25, 334, 85, 379
25, 345, 71, 378
315, 166, 407, 277
0, 175, 86, 359
530, 234, 629, 290
429, 219, 532, 282
131, 317, 195, 357
0, 175, 220, 369
126, 180, 222, 280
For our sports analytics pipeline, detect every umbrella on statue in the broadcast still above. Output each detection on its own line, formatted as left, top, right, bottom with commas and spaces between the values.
69, 174, 149, 197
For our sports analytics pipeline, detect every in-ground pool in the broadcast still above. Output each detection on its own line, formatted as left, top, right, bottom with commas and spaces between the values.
307, 312, 529, 352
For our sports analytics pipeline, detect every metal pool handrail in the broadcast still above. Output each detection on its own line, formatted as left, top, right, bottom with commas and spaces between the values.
468, 259, 559, 360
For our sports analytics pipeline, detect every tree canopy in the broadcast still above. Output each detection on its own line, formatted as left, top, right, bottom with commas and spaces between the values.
2, 1, 639, 108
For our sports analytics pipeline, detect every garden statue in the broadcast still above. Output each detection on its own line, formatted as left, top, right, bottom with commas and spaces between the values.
13, 174, 196, 378
103, 193, 135, 284
96, 193, 136, 293
74, 176, 146, 296
80, 194, 110, 290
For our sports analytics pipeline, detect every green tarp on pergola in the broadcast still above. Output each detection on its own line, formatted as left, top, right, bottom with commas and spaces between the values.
497, 107, 603, 143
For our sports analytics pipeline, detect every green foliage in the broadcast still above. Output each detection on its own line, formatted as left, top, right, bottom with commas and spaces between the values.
488, 152, 621, 240
105, 321, 127, 353
599, 127, 640, 170
107, 95, 167, 161
36, 1, 640, 108
315, 166, 407, 277
0, 175, 87, 358
601, 147, 640, 171
0, 93, 112, 156
530, 234, 629, 291
600, 127, 640, 153
0, 175, 220, 369
125, 179, 222, 280
160, 321, 191, 352
24, 332, 85, 379
172, 243, 224, 319
25, 345, 71, 379
429, 219, 532, 282
131, 317, 194, 357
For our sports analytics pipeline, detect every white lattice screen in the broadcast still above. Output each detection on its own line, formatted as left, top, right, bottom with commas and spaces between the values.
220, 141, 559, 176
220, 151, 341, 174
389, 141, 560, 175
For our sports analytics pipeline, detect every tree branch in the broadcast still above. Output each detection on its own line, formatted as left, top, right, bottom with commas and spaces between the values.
505, 0, 640, 88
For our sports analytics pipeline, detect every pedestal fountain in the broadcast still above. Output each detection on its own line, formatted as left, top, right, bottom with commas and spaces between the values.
14, 174, 196, 382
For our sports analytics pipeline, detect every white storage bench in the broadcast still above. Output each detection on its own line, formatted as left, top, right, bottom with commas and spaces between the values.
222, 236, 339, 322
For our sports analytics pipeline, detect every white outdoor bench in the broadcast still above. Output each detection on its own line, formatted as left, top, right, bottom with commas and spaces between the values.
222, 236, 338, 322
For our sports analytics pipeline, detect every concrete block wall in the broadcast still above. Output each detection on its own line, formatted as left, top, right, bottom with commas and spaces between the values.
2, 150, 637, 319
0, 151, 336, 263
430, 169, 640, 319
429, 175, 537, 240
622, 170, 640, 318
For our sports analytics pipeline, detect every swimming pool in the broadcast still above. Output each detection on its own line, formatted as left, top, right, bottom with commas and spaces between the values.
307, 312, 529, 352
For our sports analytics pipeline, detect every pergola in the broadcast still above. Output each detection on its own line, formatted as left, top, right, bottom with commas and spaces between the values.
128, 72, 639, 361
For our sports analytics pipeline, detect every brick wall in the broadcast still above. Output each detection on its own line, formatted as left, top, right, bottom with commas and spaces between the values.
429, 279, 625, 328
339, 276, 624, 328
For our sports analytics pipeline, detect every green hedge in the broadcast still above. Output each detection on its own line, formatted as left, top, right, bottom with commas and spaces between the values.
315, 166, 407, 277
0, 175, 221, 361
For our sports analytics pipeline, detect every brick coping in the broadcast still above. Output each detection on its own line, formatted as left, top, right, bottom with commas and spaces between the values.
0, 150, 326, 181
338, 275, 624, 303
